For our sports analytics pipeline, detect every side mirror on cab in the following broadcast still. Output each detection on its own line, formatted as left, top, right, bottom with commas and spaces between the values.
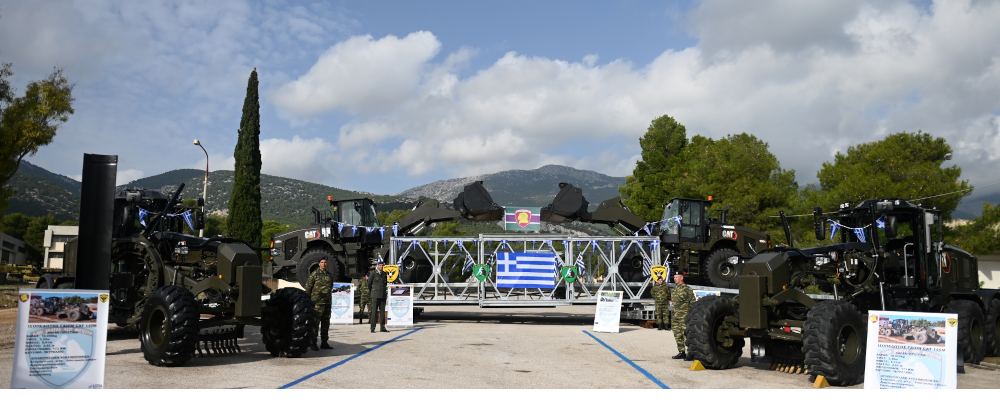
885, 215, 897, 239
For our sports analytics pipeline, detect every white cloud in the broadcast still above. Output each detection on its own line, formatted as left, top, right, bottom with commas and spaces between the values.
271, 31, 442, 117
117, 169, 145, 185
272, 1, 1000, 193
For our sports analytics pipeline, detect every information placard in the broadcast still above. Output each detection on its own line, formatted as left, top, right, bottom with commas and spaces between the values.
386, 285, 413, 327
864, 310, 958, 389
694, 290, 721, 301
593, 291, 623, 333
11, 289, 110, 389
329, 283, 354, 325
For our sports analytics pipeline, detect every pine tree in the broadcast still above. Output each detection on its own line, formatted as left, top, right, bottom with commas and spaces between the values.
227, 69, 263, 250
618, 115, 689, 220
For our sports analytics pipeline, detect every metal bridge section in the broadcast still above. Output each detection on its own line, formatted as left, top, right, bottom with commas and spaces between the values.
387, 234, 663, 307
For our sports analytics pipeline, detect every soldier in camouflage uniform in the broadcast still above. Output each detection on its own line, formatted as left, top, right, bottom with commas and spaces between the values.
357, 263, 372, 324
670, 273, 695, 360
304, 257, 334, 350
651, 277, 671, 330
368, 262, 389, 333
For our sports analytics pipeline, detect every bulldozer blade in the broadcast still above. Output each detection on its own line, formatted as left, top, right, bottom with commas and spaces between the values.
454, 181, 504, 221
540, 183, 590, 223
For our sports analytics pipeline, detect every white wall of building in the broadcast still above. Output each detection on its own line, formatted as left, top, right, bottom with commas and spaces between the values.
43, 225, 78, 269
978, 253, 1000, 290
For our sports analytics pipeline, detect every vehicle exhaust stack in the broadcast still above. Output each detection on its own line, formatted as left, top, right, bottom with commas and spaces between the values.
75, 154, 118, 290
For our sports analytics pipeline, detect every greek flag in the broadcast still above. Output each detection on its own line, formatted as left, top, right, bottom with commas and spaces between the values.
643, 224, 651, 235
672, 215, 682, 227
575, 254, 587, 277
351, 225, 358, 235
392, 225, 398, 236
830, 220, 839, 241
463, 253, 475, 274
853, 228, 866, 243
181, 210, 195, 233
642, 258, 652, 277
496, 252, 556, 289
876, 216, 886, 230
337, 222, 345, 234
138, 208, 149, 227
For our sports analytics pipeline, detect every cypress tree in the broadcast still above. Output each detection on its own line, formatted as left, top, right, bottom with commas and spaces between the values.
227, 69, 263, 250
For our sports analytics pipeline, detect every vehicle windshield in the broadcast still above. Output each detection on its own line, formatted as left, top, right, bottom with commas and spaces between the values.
661, 200, 680, 234
338, 200, 379, 227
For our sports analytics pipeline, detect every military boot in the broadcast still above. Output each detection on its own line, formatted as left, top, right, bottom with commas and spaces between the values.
671, 351, 686, 360
320, 341, 333, 349
311, 342, 320, 351
657, 323, 665, 331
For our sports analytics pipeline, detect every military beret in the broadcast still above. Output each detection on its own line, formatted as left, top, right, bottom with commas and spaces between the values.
319, 256, 328, 261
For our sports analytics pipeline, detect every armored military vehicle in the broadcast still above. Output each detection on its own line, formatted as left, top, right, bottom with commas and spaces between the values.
686, 199, 1000, 386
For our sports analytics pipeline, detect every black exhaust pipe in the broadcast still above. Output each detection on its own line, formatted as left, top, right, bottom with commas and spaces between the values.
75, 154, 117, 290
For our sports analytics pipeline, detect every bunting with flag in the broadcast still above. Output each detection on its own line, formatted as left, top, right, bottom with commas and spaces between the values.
876, 215, 886, 230
830, 220, 839, 241
642, 258, 652, 277
180, 210, 195, 233
138, 208, 149, 227
575, 254, 587, 277
853, 228, 866, 243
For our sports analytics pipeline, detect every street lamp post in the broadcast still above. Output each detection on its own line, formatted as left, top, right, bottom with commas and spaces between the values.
193, 140, 209, 237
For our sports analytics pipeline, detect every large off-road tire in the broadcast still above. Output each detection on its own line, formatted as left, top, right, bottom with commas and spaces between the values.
914, 332, 928, 344
68, 310, 81, 321
802, 301, 866, 386
56, 282, 74, 289
945, 299, 986, 364
986, 299, 1000, 357
261, 287, 317, 358
296, 249, 336, 284
139, 286, 200, 367
686, 296, 745, 369
704, 248, 741, 289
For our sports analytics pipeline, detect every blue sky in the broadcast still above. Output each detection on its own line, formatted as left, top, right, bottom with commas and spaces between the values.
3, 0, 1000, 197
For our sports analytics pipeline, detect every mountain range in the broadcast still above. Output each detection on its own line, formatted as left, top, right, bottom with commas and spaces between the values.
3, 161, 627, 228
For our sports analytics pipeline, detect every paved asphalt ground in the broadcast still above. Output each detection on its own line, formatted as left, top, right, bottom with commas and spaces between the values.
2, 305, 999, 389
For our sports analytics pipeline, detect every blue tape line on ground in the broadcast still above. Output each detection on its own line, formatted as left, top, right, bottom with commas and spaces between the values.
279, 327, 424, 389
583, 330, 669, 389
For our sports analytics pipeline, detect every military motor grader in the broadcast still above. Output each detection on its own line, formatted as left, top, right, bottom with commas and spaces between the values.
686, 199, 1000, 386
48, 181, 318, 366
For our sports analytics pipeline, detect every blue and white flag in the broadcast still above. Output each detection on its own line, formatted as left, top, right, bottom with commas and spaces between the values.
181, 210, 195, 233
591, 240, 598, 250
138, 208, 149, 227
337, 222, 345, 235
575, 254, 587, 277
876, 216, 886, 230
643, 224, 651, 235
651, 240, 659, 249
351, 225, 358, 235
391, 225, 398, 236
379, 227, 385, 237
365, 226, 374, 233
853, 228, 866, 243
496, 252, 556, 289
642, 258, 652, 277
830, 220, 839, 241
672, 215, 682, 227
462, 252, 475, 274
